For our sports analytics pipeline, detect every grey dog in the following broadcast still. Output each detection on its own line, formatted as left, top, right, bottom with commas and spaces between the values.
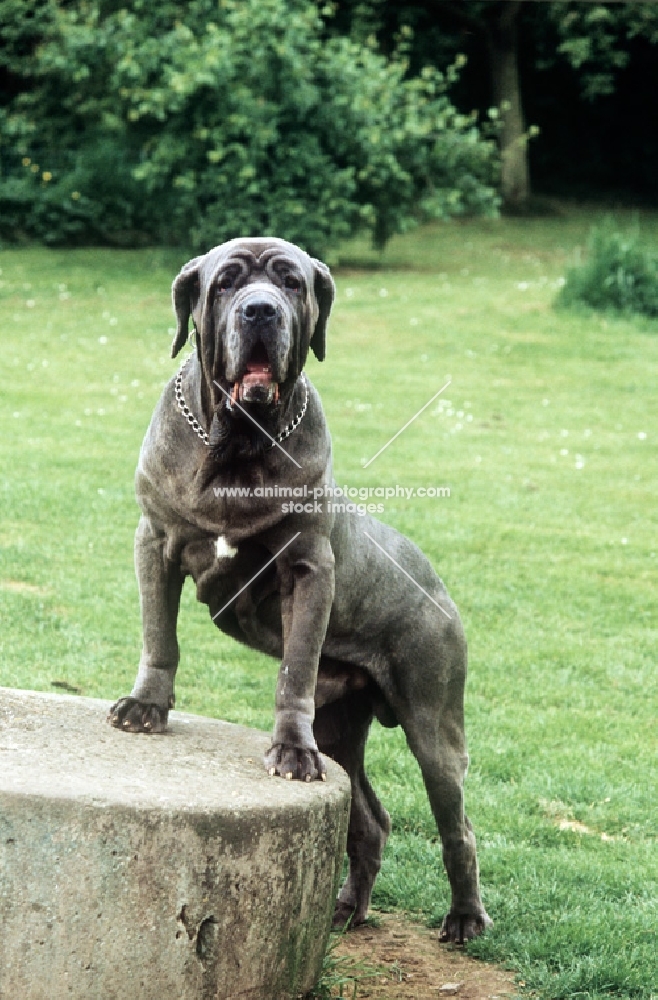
108, 237, 492, 943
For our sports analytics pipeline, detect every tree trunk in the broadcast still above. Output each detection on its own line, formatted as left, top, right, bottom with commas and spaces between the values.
487, 1, 530, 208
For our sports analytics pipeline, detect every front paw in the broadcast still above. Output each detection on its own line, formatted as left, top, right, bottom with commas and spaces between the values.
438, 909, 493, 944
107, 697, 169, 734
264, 743, 327, 782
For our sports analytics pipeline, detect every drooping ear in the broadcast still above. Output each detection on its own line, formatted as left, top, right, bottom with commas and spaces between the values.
170, 257, 202, 358
310, 258, 335, 362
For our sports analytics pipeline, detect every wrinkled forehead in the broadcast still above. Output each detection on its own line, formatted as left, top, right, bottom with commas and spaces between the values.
198, 237, 312, 284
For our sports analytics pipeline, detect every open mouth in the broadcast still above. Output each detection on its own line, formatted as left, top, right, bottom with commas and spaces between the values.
232, 342, 279, 405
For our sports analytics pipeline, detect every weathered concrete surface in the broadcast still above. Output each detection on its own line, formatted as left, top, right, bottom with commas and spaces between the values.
0, 687, 351, 1000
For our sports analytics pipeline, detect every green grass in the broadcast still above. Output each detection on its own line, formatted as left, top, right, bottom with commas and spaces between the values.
1, 207, 657, 999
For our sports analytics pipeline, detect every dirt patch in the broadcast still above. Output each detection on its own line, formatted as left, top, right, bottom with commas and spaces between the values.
327, 913, 517, 1000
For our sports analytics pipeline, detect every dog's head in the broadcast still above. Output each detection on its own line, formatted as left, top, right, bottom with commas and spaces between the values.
171, 238, 334, 419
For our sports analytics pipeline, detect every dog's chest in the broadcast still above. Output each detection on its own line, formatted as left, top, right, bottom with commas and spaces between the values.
177, 531, 241, 595
170, 470, 279, 539
214, 535, 238, 559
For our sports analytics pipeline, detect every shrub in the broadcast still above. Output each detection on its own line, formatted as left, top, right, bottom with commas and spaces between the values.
0, 0, 499, 255
556, 217, 658, 317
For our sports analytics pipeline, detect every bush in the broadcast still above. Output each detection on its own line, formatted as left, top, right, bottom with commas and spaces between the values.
556, 217, 658, 317
0, 0, 499, 255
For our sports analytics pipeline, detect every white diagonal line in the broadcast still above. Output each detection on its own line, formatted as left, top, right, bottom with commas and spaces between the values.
213, 380, 302, 469
212, 532, 301, 621
362, 378, 452, 468
362, 531, 452, 620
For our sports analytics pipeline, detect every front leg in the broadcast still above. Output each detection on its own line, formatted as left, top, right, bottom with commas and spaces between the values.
264, 534, 335, 781
108, 515, 184, 733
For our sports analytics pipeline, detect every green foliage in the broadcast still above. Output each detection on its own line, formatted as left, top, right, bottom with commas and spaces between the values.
323, 2, 658, 205
557, 217, 658, 317
307, 931, 379, 999
549, 1, 658, 100
0, 0, 498, 254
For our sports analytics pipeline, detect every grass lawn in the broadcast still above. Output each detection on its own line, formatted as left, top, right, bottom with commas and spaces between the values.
1, 206, 657, 999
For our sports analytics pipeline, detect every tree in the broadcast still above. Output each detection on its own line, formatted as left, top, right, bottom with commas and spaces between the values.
324, 1, 658, 210
0, 0, 498, 252
325, 1, 532, 208
429, 2, 530, 209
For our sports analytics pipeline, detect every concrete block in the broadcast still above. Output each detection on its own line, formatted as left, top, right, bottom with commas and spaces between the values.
0, 688, 350, 1000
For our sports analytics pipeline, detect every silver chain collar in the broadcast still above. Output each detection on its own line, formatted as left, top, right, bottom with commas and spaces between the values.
174, 354, 309, 448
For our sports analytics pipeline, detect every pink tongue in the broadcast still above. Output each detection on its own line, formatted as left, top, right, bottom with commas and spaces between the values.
243, 363, 273, 385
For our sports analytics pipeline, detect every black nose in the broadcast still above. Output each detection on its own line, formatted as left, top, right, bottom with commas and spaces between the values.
241, 299, 277, 325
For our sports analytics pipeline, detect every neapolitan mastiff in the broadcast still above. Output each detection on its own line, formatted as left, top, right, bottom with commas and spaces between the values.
109, 237, 492, 943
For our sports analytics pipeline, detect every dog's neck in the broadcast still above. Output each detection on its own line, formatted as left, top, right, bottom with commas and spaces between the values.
176, 355, 308, 481
210, 375, 307, 466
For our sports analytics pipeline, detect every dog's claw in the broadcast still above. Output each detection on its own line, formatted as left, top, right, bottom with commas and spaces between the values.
332, 901, 362, 931
263, 743, 327, 782
438, 910, 493, 945
107, 696, 169, 734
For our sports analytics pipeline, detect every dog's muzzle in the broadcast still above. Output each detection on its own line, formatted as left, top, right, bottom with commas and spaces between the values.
229, 295, 283, 406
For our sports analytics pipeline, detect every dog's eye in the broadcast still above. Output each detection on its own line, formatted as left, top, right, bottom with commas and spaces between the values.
217, 270, 239, 293
284, 275, 301, 293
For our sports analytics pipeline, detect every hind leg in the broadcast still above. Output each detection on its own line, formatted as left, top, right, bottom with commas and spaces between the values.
314, 691, 391, 928
399, 674, 492, 943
